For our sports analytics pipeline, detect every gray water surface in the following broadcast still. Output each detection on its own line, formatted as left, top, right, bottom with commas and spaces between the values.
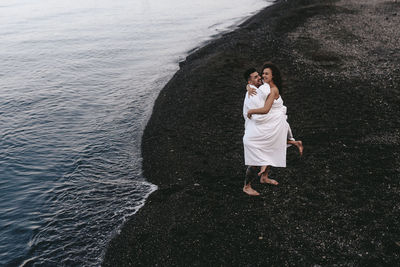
0, 0, 271, 265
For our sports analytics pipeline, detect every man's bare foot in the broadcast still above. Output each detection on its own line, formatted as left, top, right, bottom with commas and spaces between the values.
243, 185, 260, 196
258, 165, 267, 176
260, 173, 279, 185
295, 140, 303, 156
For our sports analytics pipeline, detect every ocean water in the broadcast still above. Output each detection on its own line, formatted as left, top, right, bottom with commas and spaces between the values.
0, 0, 271, 265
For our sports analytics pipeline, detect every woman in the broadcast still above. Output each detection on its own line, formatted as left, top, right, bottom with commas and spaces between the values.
246, 62, 303, 184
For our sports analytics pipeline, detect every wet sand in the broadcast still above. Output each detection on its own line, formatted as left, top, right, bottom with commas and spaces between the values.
103, 0, 400, 265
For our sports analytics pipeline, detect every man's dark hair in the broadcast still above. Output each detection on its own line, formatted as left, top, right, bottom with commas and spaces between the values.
243, 68, 257, 81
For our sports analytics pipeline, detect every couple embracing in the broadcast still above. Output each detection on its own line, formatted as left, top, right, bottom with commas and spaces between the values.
242, 62, 303, 196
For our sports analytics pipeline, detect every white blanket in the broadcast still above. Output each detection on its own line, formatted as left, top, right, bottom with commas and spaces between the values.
243, 84, 289, 167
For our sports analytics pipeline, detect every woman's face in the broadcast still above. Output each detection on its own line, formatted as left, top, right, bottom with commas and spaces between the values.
262, 68, 273, 84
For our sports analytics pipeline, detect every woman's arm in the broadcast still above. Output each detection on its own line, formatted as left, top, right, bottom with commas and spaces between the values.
247, 89, 277, 118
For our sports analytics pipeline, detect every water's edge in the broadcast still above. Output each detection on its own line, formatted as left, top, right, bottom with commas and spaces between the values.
105, 0, 400, 264
101, 1, 275, 262
101, 0, 283, 264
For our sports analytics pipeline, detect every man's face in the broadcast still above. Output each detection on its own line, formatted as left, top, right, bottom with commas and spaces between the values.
248, 72, 262, 87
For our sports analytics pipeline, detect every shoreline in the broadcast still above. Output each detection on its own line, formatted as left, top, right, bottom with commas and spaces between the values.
103, 0, 400, 265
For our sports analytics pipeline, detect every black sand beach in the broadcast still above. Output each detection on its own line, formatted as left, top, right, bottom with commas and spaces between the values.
103, 0, 400, 265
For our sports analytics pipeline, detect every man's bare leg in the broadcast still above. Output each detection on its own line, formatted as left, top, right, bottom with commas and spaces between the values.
243, 183, 260, 196
258, 165, 267, 177
259, 165, 269, 182
243, 166, 260, 196
288, 140, 303, 156
260, 166, 279, 185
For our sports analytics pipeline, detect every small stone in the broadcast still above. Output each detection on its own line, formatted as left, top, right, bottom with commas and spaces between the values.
259, 236, 263, 240
194, 183, 200, 186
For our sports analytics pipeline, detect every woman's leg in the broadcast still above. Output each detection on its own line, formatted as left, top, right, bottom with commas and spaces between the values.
288, 140, 303, 156
287, 124, 303, 155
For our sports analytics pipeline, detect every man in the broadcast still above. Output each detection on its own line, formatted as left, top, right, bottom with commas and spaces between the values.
242, 68, 276, 196
242, 68, 300, 196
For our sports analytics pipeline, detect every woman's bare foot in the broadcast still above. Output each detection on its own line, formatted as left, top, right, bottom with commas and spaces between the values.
288, 140, 304, 156
243, 185, 260, 196
294, 140, 303, 156
260, 172, 279, 185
